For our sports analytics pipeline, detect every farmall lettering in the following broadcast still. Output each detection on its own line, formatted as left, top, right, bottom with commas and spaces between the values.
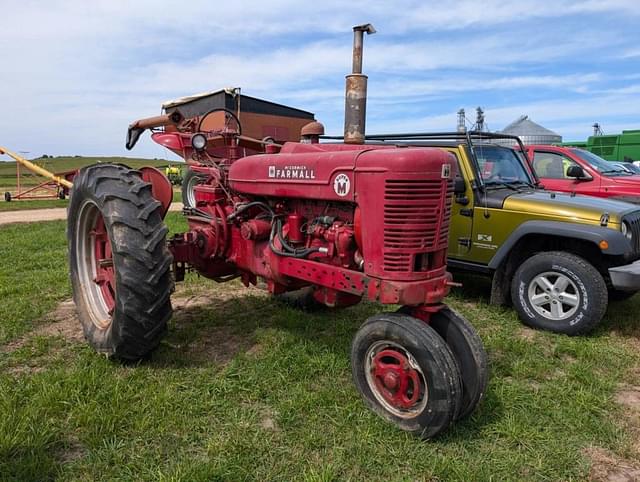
268, 165, 316, 180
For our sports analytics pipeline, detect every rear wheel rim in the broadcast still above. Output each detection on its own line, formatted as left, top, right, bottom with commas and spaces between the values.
76, 200, 115, 329
527, 271, 580, 321
186, 174, 199, 207
364, 340, 428, 418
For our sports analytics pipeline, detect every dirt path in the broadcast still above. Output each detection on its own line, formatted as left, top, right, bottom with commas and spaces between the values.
0, 202, 183, 226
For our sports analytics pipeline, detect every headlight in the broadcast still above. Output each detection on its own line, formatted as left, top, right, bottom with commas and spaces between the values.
622, 221, 633, 240
191, 133, 207, 151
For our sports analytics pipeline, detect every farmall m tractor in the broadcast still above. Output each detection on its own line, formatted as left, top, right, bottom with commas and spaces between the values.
67, 25, 487, 438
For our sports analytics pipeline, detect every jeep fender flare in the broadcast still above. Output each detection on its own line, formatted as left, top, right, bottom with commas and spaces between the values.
487, 220, 632, 270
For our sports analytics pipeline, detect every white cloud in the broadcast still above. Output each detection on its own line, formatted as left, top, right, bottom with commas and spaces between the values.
363, 93, 640, 140
0, 1, 638, 158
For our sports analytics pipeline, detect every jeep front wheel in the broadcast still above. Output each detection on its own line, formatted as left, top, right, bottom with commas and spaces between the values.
510, 251, 608, 335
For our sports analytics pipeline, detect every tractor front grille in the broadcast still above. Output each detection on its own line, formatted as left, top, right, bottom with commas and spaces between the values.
383, 179, 452, 272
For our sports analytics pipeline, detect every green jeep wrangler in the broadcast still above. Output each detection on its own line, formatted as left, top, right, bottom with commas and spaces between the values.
367, 132, 640, 335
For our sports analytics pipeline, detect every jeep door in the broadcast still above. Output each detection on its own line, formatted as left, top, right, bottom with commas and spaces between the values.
445, 147, 475, 259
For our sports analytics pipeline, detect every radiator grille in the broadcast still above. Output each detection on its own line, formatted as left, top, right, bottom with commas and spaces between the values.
623, 211, 640, 254
383, 179, 451, 272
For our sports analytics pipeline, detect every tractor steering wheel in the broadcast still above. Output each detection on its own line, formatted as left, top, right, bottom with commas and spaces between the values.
197, 108, 242, 135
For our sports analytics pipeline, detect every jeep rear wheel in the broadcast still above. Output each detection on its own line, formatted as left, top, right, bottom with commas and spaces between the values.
511, 251, 607, 335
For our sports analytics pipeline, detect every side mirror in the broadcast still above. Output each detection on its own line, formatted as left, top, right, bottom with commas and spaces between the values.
566, 165, 590, 180
453, 177, 466, 194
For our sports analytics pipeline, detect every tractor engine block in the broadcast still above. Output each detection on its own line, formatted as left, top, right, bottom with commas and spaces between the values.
169, 142, 457, 309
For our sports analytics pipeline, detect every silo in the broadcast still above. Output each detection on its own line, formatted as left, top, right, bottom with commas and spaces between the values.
499, 115, 562, 145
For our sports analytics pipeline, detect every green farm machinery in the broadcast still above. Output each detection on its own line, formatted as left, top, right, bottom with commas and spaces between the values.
563, 129, 640, 162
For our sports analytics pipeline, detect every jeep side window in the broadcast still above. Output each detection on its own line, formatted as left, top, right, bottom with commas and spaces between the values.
532, 152, 579, 179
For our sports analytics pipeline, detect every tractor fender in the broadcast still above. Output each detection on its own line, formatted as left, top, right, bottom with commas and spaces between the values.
487, 220, 632, 269
139, 166, 173, 219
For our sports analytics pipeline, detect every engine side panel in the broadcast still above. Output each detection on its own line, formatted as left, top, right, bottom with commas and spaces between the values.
228, 149, 361, 202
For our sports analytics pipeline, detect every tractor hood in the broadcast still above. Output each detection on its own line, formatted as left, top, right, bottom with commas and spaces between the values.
228, 142, 453, 202
502, 190, 639, 225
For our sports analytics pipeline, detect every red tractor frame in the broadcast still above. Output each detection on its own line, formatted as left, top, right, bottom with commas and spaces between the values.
67, 25, 487, 438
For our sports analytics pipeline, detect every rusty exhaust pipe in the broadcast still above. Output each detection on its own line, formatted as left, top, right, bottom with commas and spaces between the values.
344, 23, 376, 144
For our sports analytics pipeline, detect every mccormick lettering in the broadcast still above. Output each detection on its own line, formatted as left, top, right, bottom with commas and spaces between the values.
268, 165, 316, 179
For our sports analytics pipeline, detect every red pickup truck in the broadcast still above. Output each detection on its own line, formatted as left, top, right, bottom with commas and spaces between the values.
523, 145, 640, 203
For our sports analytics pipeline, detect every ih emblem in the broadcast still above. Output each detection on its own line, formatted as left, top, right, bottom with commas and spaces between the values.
333, 173, 351, 197
441, 163, 451, 179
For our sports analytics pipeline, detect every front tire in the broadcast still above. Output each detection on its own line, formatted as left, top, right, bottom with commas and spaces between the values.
351, 313, 463, 438
429, 307, 488, 420
68, 164, 173, 360
511, 251, 607, 335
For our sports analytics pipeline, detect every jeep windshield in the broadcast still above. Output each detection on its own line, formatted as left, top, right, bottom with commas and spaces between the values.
472, 145, 535, 187
570, 149, 634, 177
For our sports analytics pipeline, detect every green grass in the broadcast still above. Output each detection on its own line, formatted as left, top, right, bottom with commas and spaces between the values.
0, 199, 69, 212
0, 156, 182, 188
1, 215, 639, 480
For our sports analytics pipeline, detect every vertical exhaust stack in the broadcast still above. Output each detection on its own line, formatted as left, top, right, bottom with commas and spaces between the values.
344, 24, 376, 144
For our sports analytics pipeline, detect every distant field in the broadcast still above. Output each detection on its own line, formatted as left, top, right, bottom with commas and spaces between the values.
0, 156, 183, 189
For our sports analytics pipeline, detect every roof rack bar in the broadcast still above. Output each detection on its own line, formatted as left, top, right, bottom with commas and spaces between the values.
320, 130, 533, 189
322, 130, 523, 142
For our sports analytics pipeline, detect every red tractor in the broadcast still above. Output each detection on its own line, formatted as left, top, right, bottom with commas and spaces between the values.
67, 25, 487, 438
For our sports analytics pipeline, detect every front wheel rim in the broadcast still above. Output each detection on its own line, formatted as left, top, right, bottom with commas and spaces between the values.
76, 200, 116, 330
527, 271, 580, 321
364, 340, 428, 418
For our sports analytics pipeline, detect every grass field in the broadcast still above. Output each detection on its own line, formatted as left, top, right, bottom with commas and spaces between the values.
1, 214, 640, 480
0, 156, 182, 189
0, 199, 70, 212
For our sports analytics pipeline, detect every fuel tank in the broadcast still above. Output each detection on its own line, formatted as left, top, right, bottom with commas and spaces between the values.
228, 142, 454, 202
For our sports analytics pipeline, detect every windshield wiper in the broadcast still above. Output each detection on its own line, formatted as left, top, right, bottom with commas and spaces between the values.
484, 181, 518, 191
600, 169, 627, 175
510, 180, 536, 189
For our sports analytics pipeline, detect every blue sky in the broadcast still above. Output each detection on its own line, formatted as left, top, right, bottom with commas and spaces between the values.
1, 0, 639, 160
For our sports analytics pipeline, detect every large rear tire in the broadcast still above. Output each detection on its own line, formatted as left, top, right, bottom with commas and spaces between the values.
351, 313, 463, 439
68, 164, 173, 360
